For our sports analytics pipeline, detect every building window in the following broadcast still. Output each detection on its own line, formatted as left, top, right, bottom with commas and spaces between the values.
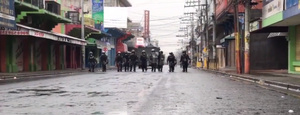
45, 2, 61, 15
67, 11, 79, 23
24, 0, 44, 8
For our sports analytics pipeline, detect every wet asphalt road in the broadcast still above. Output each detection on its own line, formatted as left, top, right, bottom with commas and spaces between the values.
0, 67, 300, 115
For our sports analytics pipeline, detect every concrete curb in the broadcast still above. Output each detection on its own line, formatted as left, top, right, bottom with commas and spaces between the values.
0, 72, 87, 85
200, 68, 300, 94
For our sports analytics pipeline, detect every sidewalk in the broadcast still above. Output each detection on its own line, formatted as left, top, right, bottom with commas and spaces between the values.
200, 67, 300, 91
0, 66, 118, 85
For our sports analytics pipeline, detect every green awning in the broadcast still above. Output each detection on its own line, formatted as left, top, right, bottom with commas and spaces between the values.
220, 35, 235, 43
85, 32, 111, 39
86, 38, 101, 49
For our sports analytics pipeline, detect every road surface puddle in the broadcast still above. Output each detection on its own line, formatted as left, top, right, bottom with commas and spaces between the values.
7, 86, 67, 96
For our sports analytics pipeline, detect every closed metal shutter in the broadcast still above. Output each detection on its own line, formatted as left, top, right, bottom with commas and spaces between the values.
226, 40, 236, 67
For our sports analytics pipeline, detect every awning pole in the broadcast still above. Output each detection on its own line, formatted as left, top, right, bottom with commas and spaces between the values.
81, 0, 86, 70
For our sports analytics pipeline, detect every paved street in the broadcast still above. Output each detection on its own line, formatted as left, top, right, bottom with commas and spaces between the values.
0, 67, 300, 115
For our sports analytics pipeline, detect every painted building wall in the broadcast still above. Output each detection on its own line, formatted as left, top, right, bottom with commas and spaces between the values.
288, 25, 300, 74
51, 0, 64, 34
52, 0, 90, 34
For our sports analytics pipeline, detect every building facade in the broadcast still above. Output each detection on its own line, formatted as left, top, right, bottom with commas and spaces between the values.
0, 0, 86, 73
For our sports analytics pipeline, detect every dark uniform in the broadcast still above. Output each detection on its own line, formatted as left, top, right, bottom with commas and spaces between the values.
123, 52, 130, 72
88, 52, 97, 72
149, 49, 158, 72
115, 52, 123, 72
167, 52, 176, 72
140, 51, 148, 72
100, 53, 108, 72
129, 52, 138, 72
157, 51, 165, 72
180, 51, 191, 72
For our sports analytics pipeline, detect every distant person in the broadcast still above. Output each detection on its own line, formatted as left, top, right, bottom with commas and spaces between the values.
167, 52, 176, 72
157, 51, 165, 72
149, 49, 158, 72
100, 52, 108, 72
129, 51, 138, 72
88, 51, 97, 72
115, 51, 123, 72
180, 51, 191, 72
123, 51, 130, 72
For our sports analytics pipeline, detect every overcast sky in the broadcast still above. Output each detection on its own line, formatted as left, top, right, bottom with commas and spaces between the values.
127, 0, 193, 53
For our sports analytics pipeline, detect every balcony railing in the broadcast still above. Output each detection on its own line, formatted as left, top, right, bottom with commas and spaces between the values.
22, 0, 44, 9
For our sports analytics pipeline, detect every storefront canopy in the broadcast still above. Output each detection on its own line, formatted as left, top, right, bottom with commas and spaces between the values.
86, 38, 101, 49
0, 24, 86, 45
123, 33, 135, 42
65, 24, 100, 38
104, 28, 126, 39
85, 32, 111, 39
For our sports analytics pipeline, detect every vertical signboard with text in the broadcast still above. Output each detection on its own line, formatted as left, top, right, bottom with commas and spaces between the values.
0, 0, 16, 29
92, 0, 104, 31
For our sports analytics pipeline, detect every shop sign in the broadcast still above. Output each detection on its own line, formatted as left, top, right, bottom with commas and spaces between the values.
29, 30, 57, 40
57, 37, 86, 45
57, 37, 71, 43
249, 21, 261, 32
103, 47, 108, 52
267, 32, 288, 38
0, 0, 16, 29
262, 0, 284, 19
0, 26, 29, 35
285, 0, 298, 9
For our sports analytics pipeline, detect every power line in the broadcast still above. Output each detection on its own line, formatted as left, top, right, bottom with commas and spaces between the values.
150, 21, 181, 26
151, 32, 179, 38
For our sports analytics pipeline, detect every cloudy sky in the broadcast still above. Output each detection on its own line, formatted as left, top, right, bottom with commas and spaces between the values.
127, 0, 195, 53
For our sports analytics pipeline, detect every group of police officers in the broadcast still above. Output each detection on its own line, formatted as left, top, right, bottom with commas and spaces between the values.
88, 49, 191, 73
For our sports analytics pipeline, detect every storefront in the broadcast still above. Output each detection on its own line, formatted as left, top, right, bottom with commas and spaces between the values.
0, 24, 86, 72
279, 0, 300, 74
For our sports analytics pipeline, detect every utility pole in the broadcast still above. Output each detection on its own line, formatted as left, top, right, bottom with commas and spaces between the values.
234, 0, 241, 74
191, 14, 195, 64
81, 0, 85, 70
184, 0, 201, 66
184, 12, 196, 65
244, 0, 250, 74
212, 0, 216, 61
204, 0, 209, 69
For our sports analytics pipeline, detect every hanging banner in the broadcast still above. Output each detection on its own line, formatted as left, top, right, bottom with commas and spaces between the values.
104, 7, 128, 28
92, 0, 104, 31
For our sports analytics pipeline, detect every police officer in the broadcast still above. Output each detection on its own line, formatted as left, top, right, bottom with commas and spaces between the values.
167, 52, 176, 72
157, 51, 165, 72
140, 50, 148, 72
88, 51, 97, 72
180, 51, 191, 72
149, 49, 158, 72
100, 52, 108, 72
123, 51, 130, 72
115, 51, 123, 72
129, 50, 138, 72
